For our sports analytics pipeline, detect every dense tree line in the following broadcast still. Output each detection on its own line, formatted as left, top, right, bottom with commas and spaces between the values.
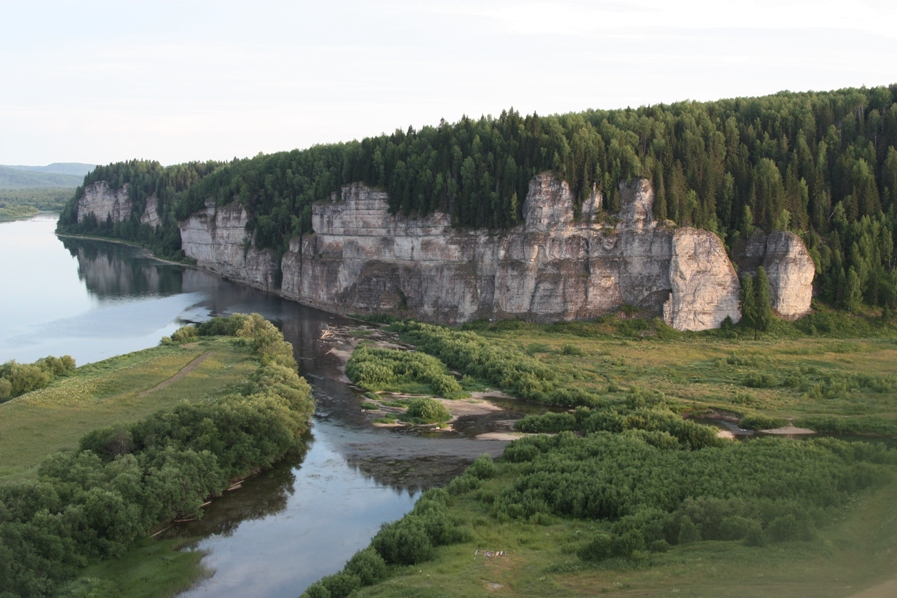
0, 314, 313, 596
57, 159, 222, 259
58, 85, 897, 310
0, 355, 75, 403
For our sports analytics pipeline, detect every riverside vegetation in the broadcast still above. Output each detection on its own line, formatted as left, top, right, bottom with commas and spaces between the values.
0, 314, 314, 597
303, 309, 897, 597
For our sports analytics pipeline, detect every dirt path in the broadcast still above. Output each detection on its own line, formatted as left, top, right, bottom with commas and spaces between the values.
137, 351, 214, 397
849, 578, 897, 598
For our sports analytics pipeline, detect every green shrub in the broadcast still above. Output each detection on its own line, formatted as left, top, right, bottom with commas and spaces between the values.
372, 518, 434, 565
346, 345, 466, 399
301, 582, 331, 598
677, 516, 701, 544
0, 354, 77, 400
170, 325, 198, 343
466, 454, 497, 480
742, 372, 780, 388
344, 548, 388, 586
739, 415, 788, 430
360, 402, 379, 410
320, 572, 361, 598
404, 398, 451, 423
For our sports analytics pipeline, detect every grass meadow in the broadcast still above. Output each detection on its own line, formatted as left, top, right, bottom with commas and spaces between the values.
0, 337, 257, 483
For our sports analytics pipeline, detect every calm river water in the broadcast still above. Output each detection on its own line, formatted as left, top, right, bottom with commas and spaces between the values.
0, 214, 508, 596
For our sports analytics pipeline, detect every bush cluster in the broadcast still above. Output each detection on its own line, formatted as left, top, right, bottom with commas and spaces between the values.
346, 345, 466, 399
403, 397, 451, 423
514, 404, 721, 450
392, 321, 602, 406
494, 432, 895, 561
0, 355, 76, 403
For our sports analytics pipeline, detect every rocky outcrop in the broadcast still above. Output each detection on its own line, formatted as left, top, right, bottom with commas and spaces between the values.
734, 230, 815, 320
177, 173, 813, 330
140, 196, 162, 230
179, 201, 279, 292
663, 229, 741, 330
77, 181, 131, 223
278, 174, 743, 330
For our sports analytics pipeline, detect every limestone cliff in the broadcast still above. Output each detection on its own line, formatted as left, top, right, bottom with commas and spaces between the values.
140, 196, 162, 230
735, 230, 815, 320
278, 174, 740, 330
663, 229, 740, 330
75, 181, 162, 230
176, 173, 813, 330
178, 201, 279, 292
77, 181, 132, 223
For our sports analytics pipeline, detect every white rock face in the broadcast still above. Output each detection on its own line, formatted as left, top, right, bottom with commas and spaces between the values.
77, 182, 131, 223
762, 231, 815, 320
734, 230, 816, 321
140, 196, 162, 230
278, 174, 741, 330
174, 172, 812, 330
663, 228, 741, 331
179, 201, 279, 291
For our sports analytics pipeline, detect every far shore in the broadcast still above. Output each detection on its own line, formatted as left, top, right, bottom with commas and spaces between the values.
55, 232, 195, 268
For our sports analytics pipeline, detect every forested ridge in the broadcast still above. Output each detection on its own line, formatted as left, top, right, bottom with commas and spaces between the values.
58, 85, 897, 310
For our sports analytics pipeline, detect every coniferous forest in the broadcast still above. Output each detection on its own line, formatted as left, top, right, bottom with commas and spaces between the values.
58, 85, 897, 312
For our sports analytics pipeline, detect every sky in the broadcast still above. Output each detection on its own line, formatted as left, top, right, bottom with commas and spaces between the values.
2, 0, 896, 167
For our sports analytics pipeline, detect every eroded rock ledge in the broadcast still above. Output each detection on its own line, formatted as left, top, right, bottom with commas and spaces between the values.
77, 173, 815, 330
278, 174, 744, 330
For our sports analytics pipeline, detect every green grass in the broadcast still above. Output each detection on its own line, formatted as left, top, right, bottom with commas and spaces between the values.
453, 317, 897, 434
353, 472, 897, 598
59, 537, 208, 598
0, 337, 257, 482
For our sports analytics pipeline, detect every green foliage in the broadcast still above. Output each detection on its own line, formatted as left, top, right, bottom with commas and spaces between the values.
343, 548, 388, 586
169, 325, 197, 343
345, 345, 466, 399
739, 267, 774, 334
0, 314, 313, 596
465, 454, 497, 480
514, 405, 721, 450
0, 354, 76, 403
403, 397, 451, 423
0, 187, 75, 212
739, 415, 789, 430
492, 431, 895, 561
392, 321, 602, 407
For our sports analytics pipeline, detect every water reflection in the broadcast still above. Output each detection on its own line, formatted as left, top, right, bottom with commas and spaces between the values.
62, 238, 187, 299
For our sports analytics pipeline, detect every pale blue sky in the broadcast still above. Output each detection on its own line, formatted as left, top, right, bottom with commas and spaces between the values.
2, 0, 896, 166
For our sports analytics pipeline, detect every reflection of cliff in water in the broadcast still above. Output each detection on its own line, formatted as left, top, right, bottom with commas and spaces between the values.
61, 237, 187, 299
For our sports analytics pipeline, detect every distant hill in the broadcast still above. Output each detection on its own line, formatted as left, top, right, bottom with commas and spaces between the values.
0, 165, 86, 189
4, 163, 95, 177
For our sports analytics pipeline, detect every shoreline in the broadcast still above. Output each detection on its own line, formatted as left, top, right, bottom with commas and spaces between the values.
55, 232, 196, 268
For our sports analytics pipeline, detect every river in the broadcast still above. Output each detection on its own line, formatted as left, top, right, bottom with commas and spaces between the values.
0, 214, 510, 596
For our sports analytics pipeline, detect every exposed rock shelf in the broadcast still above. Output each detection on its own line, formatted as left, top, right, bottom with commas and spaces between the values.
77, 173, 816, 331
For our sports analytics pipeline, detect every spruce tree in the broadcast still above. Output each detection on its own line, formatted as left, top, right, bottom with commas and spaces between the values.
740, 274, 756, 331
754, 267, 774, 332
